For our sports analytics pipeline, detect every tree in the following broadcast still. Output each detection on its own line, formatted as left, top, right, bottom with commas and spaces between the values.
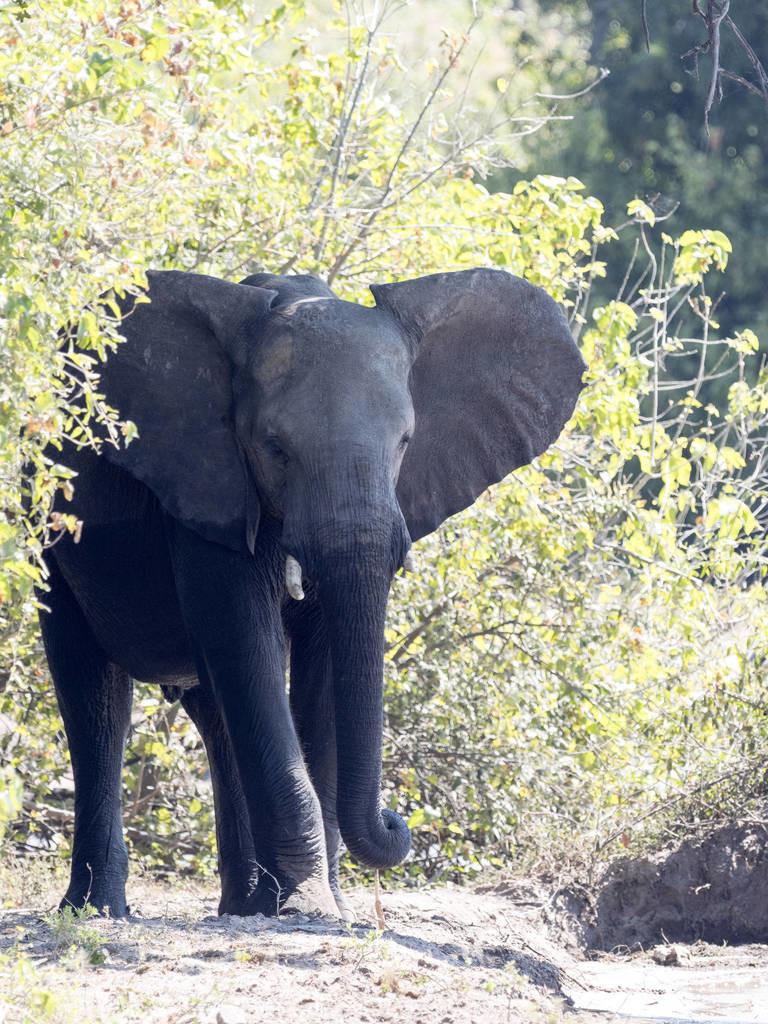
511, 1, 768, 361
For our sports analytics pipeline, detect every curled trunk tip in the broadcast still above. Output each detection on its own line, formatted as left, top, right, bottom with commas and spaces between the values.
341, 808, 411, 870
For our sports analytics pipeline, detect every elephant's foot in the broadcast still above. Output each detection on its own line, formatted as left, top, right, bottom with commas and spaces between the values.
332, 888, 355, 922
217, 865, 261, 917
59, 872, 129, 918
281, 875, 340, 918
218, 889, 255, 917
326, 855, 355, 921
328, 871, 355, 922
219, 869, 338, 919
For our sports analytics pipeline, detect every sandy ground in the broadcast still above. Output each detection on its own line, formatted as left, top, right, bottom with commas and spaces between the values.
1, 871, 768, 1024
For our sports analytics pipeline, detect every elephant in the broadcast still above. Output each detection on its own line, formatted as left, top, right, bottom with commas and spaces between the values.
38, 266, 585, 919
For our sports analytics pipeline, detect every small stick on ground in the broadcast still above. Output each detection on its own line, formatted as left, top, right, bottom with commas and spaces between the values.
374, 870, 387, 931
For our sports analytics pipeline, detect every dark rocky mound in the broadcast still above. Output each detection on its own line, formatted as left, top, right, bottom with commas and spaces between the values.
550, 822, 768, 950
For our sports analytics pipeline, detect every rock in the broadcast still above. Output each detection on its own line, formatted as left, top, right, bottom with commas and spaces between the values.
651, 944, 689, 966
214, 1004, 248, 1024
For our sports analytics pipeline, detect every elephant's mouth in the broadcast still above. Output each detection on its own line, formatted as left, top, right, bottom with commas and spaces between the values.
282, 540, 414, 604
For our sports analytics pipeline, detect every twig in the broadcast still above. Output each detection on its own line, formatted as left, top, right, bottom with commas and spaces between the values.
535, 66, 610, 100
373, 870, 387, 930
597, 758, 768, 851
641, 0, 651, 52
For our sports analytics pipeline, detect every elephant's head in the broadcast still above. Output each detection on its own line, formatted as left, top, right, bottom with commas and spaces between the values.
99, 267, 586, 870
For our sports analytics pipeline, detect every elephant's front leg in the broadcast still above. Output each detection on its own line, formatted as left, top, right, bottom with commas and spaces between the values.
287, 598, 351, 920
286, 598, 348, 917
168, 522, 336, 917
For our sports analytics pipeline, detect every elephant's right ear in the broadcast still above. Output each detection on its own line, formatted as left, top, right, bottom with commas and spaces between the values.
372, 269, 586, 543
98, 271, 277, 552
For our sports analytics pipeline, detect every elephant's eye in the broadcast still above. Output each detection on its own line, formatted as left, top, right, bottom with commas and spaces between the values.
399, 433, 411, 452
264, 436, 289, 465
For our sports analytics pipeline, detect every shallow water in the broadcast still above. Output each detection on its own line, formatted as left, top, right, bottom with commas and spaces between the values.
567, 947, 768, 1023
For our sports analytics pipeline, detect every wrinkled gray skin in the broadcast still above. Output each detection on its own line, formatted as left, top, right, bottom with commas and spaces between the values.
39, 267, 585, 919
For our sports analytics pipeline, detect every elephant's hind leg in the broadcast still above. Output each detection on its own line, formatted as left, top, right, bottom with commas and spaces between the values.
39, 557, 133, 917
175, 676, 261, 915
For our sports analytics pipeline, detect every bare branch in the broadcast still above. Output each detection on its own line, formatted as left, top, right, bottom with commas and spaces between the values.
535, 66, 610, 101
641, 0, 651, 52
641, 2, 767, 125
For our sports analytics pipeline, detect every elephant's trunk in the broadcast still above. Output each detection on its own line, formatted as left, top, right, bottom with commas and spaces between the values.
315, 535, 411, 870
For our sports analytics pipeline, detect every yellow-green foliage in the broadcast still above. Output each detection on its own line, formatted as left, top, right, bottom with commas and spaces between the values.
1, 2, 766, 881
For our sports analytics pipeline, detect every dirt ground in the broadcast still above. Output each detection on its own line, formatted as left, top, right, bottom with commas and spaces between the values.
2, 866, 768, 1024
566, 823, 768, 950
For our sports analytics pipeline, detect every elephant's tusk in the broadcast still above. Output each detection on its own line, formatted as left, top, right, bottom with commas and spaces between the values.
402, 551, 416, 574
285, 555, 305, 600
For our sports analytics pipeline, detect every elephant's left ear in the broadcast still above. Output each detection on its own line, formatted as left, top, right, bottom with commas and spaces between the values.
370, 268, 586, 543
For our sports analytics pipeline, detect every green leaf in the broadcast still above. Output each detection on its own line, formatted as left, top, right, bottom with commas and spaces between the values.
627, 198, 656, 225
141, 36, 171, 63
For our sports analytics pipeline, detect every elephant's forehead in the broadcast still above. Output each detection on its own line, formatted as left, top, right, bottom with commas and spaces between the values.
261, 299, 409, 380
